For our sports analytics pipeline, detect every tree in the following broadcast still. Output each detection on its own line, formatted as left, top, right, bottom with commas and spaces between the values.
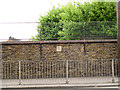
33, 1, 117, 40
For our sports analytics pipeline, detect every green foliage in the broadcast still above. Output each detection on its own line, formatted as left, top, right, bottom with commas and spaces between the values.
33, 1, 117, 41
58, 22, 84, 40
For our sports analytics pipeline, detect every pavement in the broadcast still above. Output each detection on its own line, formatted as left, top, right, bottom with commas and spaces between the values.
1, 82, 119, 89
1, 77, 119, 89
1, 86, 119, 90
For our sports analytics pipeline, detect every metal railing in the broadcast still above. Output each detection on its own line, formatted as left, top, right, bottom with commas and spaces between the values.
2, 59, 119, 85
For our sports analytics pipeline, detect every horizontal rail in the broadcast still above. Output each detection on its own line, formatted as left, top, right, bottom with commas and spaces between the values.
2, 58, 119, 62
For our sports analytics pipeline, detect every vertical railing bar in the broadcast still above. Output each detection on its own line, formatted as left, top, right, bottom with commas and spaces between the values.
55, 61, 56, 78
39, 61, 40, 78
53, 61, 54, 78
35, 61, 38, 79
59, 61, 62, 78
27, 61, 29, 79
87, 60, 89, 77
6, 62, 7, 79
19, 61, 21, 85
74, 61, 75, 77
51, 61, 53, 78
44, 61, 46, 78
107, 60, 108, 76
81, 61, 82, 77
3, 62, 5, 79
109, 60, 111, 76
37, 62, 38, 79
66, 60, 69, 84
60, 61, 61, 78
42, 61, 43, 78
88, 60, 89, 77
102, 60, 103, 77
86, 60, 87, 77
29, 61, 32, 79
50, 61, 52, 78
112, 59, 115, 83
101, 60, 102, 77
85, 60, 87, 77
92, 60, 94, 77
103, 60, 104, 77
99, 60, 101, 77
106, 60, 107, 76
95, 60, 97, 77
69, 61, 70, 78
56, 61, 57, 78
35, 62, 36, 79
33, 62, 34, 79
116, 60, 118, 76
45, 61, 48, 80
8, 62, 9, 79
47, 61, 48, 78
99, 60, 100, 77
46, 61, 47, 79
103, 60, 105, 77
54, 61, 55, 78
28, 62, 29, 79
63, 61, 64, 78
107, 60, 109, 76
59, 61, 61, 78
90, 60, 91, 77
78, 61, 80, 77
94, 60, 95, 77
23, 62, 24, 79
32, 61, 34, 79
40, 61, 41, 78
57, 61, 59, 78
114, 60, 116, 77
26, 61, 27, 79
34, 62, 35, 79
9, 62, 11, 79
7, 62, 8, 79
76, 61, 77, 77
37, 62, 39, 79
30, 62, 33, 79
58, 61, 60, 78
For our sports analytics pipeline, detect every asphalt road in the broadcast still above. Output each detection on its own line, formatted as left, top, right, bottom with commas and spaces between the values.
1, 87, 119, 90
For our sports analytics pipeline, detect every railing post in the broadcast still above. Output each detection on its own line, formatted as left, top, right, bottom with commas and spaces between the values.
66, 60, 69, 84
112, 59, 115, 83
19, 61, 21, 85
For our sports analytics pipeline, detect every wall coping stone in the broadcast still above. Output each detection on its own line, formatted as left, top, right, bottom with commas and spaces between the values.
0, 39, 117, 45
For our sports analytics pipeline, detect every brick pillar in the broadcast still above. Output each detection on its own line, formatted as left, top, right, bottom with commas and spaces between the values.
117, 1, 120, 76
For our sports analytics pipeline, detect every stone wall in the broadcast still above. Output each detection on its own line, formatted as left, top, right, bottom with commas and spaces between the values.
1, 40, 118, 79
1, 40, 118, 61
2, 44, 40, 61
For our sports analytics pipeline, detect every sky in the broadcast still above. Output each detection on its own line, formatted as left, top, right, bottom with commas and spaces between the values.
0, 0, 90, 41
0, 0, 116, 41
